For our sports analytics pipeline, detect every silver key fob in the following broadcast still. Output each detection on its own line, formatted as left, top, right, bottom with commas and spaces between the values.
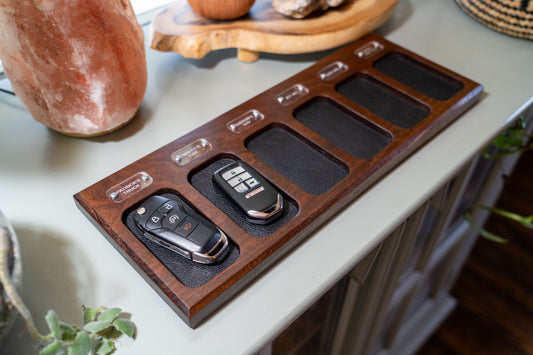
213, 161, 284, 224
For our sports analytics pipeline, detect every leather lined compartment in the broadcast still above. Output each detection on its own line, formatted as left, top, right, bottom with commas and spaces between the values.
336, 73, 431, 129
123, 192, 240, 288
373, 52, 464, 101
245, 124, 349, 195
189, 156, 299, 238
293, 97, 393, 160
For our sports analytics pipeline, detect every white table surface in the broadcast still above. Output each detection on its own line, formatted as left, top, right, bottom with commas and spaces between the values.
1, 1, 532, 354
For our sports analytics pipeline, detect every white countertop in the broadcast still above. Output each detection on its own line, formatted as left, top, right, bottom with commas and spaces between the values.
1, 1, 532, 354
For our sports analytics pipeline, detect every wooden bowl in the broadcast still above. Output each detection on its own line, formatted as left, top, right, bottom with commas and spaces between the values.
187, 0, 256, 20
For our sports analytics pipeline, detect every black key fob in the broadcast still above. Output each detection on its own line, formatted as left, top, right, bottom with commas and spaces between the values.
133, 195, 229, 264
213, 161, 284, 224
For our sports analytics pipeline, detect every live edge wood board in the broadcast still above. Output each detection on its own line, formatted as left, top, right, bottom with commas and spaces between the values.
74, 34, 483, 328
150, 0, 399, 62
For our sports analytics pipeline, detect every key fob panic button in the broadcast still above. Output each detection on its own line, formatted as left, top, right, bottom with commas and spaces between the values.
176, 216, 199, 237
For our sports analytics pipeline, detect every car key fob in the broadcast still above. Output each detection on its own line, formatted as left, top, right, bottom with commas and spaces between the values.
213, 161, 284, 224
133, 195, 229, 264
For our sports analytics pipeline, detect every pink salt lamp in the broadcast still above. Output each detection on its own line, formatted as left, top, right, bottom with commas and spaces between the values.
0, 0, 147, 137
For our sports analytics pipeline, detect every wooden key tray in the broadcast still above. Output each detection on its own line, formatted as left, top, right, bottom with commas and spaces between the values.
74, 34, 483, 328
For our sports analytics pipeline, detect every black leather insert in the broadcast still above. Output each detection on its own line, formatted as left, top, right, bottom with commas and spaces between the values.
294, 98, 392, 159
246, 126, 348, 195
373, 52, 464, 101
336, 74, 429, 128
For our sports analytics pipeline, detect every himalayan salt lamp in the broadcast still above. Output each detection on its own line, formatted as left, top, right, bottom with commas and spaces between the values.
0, 0, 147, 137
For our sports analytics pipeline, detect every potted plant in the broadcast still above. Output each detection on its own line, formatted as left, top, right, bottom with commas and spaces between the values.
0, 210, 136, 355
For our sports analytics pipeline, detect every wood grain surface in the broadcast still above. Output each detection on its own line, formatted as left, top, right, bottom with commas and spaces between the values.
150, 0, 399, 61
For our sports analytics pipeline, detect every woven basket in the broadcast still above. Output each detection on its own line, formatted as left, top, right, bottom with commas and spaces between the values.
455, 0, 533, 40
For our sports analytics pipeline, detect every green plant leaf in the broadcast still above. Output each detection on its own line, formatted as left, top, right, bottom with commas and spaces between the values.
483, 116, 533, 159
59, 322, 77, 341
96, 337, 116, 355
112, 318, 135, 338
69, 332, 91, 355
98, 308, 121, 323
45, 310, 61, 340
83, 306, 100, 324
84, 320, 112, 334
40, 341, 63, 355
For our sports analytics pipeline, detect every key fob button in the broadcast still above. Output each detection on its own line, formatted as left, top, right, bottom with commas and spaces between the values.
162, 212, 184, 230
157, 200, 178, 213
234, 183, 249, 193
147, 212, 164, 229
176, 216, 199, 237
246, 177, 259, 188
228, 172, 251, 187
222, 166, 245, 180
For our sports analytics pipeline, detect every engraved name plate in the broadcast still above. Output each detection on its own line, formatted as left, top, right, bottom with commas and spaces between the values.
106, 172, 153, 203
227, 110, 265, 133
171, 139, 212, 166
318, 61, 349, 81
276, 84, 309, 106
355, 41, 384, 58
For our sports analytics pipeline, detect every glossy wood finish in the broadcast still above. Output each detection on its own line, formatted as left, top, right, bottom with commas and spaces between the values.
74, 34, 483, 328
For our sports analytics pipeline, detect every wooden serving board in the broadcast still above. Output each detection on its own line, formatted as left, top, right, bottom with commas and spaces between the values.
75, 34, 483, 328
150, 0, 399, 62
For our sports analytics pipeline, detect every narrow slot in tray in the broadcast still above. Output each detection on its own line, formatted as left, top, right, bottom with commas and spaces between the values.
189, 156, 299, 238
293, 97, 393, 159
373, 52, 464, 101
336, 74, 430, 128
124, 192, 240, 288
245, 125, 349, 195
